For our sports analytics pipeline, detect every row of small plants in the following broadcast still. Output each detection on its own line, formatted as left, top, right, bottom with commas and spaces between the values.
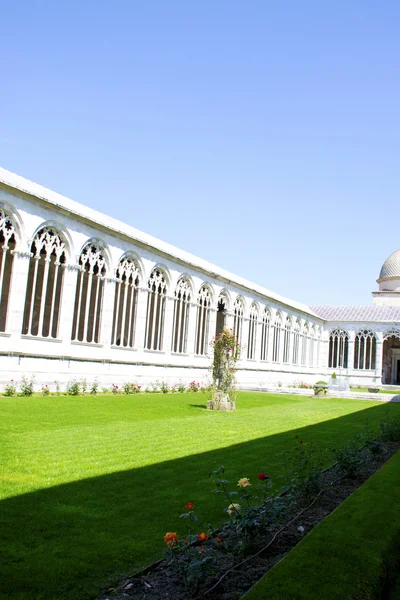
2, 377, 206, 397
150, 412, 400, 598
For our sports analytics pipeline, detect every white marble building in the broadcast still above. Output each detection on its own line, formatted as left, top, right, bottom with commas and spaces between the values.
1, 167, 400, 391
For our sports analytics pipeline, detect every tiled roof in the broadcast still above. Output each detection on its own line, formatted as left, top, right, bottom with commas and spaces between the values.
309, 305, 400, 322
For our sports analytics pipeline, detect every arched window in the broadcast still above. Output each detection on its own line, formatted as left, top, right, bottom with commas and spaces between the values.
283, 316, 292, 363
71, 242, 106, 343
292, 319, 301, 365
260, 307, 271, 361
328, 329, 349, 368
301, 323, 309, 366
247, 303, 258, 360
172, 277, 191, 354
233, 297, 244, 345
354, 329, 376, 370
272, 311, 282, 363
215, 292, 229, 337
195, 285, 212, 355
0, 208, 17, 332
23, 227, 67, 338
111, 256, 140, 348
309, 325, 316, 367
144, 268, 167, 351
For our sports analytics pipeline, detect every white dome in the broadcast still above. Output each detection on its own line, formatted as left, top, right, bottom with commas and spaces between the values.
379, 250, 400, 280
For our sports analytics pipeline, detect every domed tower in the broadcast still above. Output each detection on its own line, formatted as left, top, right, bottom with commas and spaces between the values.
373, 250, 400, 306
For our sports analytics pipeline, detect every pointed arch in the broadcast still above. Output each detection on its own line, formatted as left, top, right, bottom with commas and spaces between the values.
292, 319, 301, 365
71, 241, 107, 343
215, 290, 230, 337
111, 254, 141, 347
283, 315, 292, 364
260, 306, 271, 361
22, 226, 67, 338
144, 267, 168, 351
247, 302, 259, 360
328, 328, 349, 368
272, 311, 282, 362
354, 329, 376, 370
195, 284, 212, 355
171, 276, 192, 354
301, 322, 310, 366
233, 296, 245, 345
0, 207, 18, 332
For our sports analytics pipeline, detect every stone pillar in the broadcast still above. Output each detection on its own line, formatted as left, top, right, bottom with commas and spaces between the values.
8, 250, 32, 336
346, 332, 355, 375
225, 311, 234, 331
99, 276, 117, 347
206, 306, 217, 355
241, 317, 250, 359
287, 330, 294, 366
59, 264, 79, 341
186, 302, 198, 355
375, 332, 384, 384
135, 287, 149, 350
162, 295, 175, 352
254, 317, 262, 363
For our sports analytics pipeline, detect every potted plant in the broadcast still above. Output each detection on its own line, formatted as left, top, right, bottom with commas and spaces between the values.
313, 381, 328, 396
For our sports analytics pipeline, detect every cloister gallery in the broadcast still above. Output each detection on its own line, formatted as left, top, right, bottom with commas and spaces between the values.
1, 167, 400, 390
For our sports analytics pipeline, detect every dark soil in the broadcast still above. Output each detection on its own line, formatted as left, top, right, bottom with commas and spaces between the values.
97, 442, 400, 600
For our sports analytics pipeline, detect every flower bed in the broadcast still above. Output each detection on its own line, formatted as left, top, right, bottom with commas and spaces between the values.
97, 416, 400, 600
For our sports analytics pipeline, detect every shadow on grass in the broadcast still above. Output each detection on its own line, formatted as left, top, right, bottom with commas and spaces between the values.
1, 401, 399, 600
189, 403, 208, 409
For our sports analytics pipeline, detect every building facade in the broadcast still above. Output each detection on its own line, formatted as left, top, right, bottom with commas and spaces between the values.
1, 167, 400, 391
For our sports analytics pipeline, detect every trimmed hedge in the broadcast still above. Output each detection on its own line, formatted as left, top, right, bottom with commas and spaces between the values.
243, 449, 400, 600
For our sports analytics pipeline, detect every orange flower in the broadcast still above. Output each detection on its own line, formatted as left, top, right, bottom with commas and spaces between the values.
164, 532, 179, 548
199, 546, 205, 553
217, 536, 222, 542
185, 502, 194, 510
197, 532, 208, 542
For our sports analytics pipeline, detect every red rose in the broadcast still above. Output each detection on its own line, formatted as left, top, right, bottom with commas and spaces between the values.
197, 532, 208, 542
185, 502, 194, 510
258, 473, 270, 481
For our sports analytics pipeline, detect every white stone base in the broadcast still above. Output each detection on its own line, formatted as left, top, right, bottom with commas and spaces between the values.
207, 392, 236, 411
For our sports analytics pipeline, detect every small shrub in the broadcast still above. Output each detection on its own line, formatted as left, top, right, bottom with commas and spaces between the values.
159, 380, 170, 394
280, 436, 324, 499
80, 378, 88, 395
379, 415, 400, 442
54, 380, 60, 395
189, 381, 201, 392
66, 379, 80, 396
101, 387, 110, 394
111, 384, 119, 395
20, 375, 35, 397
123, 382, 141, 394
90, 379, 99, 396
41, 384, 50, 396
333, 434, 365, 478
176, 382, 187, 393
3, 380, 16, 396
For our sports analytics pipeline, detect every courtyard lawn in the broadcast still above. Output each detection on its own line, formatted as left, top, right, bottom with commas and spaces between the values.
1, 392, 399, 600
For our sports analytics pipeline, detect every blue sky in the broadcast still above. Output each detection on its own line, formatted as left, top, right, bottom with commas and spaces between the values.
1, 1, 399, 306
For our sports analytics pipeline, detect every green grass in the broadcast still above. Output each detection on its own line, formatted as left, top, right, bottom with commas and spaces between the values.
1, 391, 399, 600
243, 446, 400, 600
